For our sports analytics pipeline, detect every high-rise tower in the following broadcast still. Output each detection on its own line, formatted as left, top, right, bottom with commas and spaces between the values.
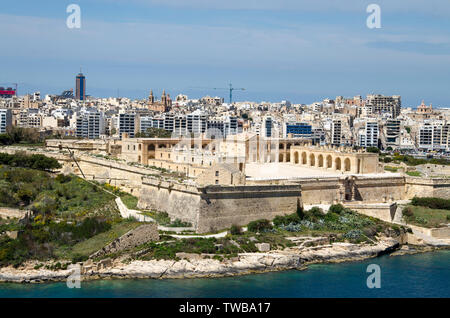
76, 72, 86, 100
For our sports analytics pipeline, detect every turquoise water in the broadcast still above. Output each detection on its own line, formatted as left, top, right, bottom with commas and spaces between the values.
1, 250, 449, 298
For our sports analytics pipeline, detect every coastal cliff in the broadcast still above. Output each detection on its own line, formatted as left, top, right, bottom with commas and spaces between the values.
0, 237, 401, 283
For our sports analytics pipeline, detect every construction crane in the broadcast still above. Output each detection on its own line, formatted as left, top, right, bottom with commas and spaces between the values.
190, 83, 245, 104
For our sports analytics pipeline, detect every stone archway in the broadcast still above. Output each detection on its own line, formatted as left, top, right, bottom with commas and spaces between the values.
309, 153, 315, 166
301, 152, 307, 165
294, 151, 299, 164
318, 154, 324, 167
326, 155, 332, 168
344, 158, 351, 172
335, 157, 342, 171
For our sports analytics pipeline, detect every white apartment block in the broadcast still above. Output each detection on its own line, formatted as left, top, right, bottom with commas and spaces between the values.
0, 109, 12, 133
359, 121, 379, 148
418, 122, 450, 151
76, 111, 105, 139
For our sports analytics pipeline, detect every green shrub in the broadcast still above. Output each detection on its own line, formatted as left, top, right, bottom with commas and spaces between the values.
402, 207, 414, 217
71, 254, 88, 264
411, 197, 450, 210
296, 198, 305, 219
273, 215, 287, 227
384, 166, 398, 172
55, 174, 72, 183
230, 224, 242, 235
273, 213, 301, 227
0, 153, 61, 171
168, 219, 192, 227
305, 207, 324, 221
329, 204, 345, 215
366, 147, 380, 154
248, 219, 273, 232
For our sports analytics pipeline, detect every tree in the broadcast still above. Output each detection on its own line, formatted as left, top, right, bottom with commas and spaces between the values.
136, 128, 172, 138
329, 204, 345, 215
296, 198, 305, 219
366, 147, 380, 154
0, 134, 13, 145
230, 224, 242, 235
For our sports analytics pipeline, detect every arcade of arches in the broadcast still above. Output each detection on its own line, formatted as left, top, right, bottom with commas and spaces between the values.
290, 145, 379, 174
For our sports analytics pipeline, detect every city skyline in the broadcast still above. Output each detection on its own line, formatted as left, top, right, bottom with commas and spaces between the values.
1, 0, 450, 107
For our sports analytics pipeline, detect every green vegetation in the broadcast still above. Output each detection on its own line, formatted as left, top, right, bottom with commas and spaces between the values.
138, 238, 240, 260
383, 154, 450, 166
249, 205, 400, 244
0, 152, 61, 171
0, 217, 113, 267
0, 157, 136, 266
230, 224, 242, 235
384, 166, 398, 172
248, 219, 273, 232
141, 211, 192, 227
366, 147, 380, 154
402, 205, 450, 228
406, 171, 421, 177
411, 197, 450, 210
0, 127, 43, 146
0, 127, 81, 147
55, 220, 141, 261
135, 127, 172, 138
120, 194, 139, 210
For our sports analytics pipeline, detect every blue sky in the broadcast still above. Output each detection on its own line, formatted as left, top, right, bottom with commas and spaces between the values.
1, 0, 450, 107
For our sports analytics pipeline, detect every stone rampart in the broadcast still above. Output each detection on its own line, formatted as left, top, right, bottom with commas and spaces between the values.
138, 177, 301, 233
90, 223, 159, 259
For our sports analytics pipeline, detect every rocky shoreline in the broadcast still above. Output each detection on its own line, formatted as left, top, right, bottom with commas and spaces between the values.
0, 237, 412, 284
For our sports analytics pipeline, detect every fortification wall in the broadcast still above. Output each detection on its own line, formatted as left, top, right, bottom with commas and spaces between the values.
197, 184, 301, 233
289, 176, 406, 205
353, 177, 405, 202
138, 178, 301, 233
343, 203, 397, 223
296, 178, 340, 205
405, 177, 450, 199
138, 178, 202, 228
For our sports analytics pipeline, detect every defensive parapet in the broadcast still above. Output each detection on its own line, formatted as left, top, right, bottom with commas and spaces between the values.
138, 176, 302, 233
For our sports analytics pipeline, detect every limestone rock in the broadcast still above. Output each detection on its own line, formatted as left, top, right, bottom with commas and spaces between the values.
255, 243, 270, 252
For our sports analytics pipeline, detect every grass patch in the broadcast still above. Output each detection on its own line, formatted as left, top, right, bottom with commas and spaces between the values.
403, 205, 450, 228
406, 171, 421, 177
384, 166, 398, 172
55, 220, 141, 260
140, 211, 192, 227
120, 194, 139, 210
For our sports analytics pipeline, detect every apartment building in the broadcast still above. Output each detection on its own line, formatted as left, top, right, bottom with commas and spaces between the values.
119, 112, 137, 139
418, 122, 450, 151
76, 110, 104, 139
359, 121, 379, 148
366, 94, 401, 118
331, 119, 342, 145
0, 108, 12, 133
